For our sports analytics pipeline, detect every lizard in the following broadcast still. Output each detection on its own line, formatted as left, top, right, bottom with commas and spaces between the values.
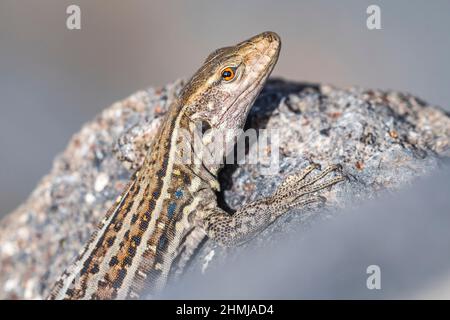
47, 31, 346, 300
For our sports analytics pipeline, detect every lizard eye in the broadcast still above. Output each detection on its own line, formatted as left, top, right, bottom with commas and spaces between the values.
221, 67, 236, 81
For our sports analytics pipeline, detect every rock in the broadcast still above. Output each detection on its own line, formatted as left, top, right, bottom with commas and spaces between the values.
0, 79, 448, 299
94, 173, 110, 193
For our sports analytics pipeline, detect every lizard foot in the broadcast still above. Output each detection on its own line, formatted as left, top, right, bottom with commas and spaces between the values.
269, 163, 347, 217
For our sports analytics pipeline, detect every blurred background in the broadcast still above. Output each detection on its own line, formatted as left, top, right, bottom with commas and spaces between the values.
0, 0, 449, 215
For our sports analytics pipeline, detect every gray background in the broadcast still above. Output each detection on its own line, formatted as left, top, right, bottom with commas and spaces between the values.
0, 0, 449, 215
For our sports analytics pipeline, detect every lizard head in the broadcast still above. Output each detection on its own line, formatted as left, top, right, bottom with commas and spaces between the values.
181, 31, 281, 133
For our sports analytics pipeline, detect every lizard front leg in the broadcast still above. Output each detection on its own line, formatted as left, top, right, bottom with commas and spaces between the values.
202, 163, 346, 247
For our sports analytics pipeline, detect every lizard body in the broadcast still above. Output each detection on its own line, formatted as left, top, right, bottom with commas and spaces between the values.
48, 32, 345, 300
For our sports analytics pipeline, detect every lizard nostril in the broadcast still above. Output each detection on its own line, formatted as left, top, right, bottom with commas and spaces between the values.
262, 31, 279, 44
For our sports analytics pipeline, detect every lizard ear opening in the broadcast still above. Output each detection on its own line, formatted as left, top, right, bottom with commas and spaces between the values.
201, 120, 212, 135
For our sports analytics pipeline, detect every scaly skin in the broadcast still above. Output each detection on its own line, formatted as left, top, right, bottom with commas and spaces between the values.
47, 32, 346, 300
